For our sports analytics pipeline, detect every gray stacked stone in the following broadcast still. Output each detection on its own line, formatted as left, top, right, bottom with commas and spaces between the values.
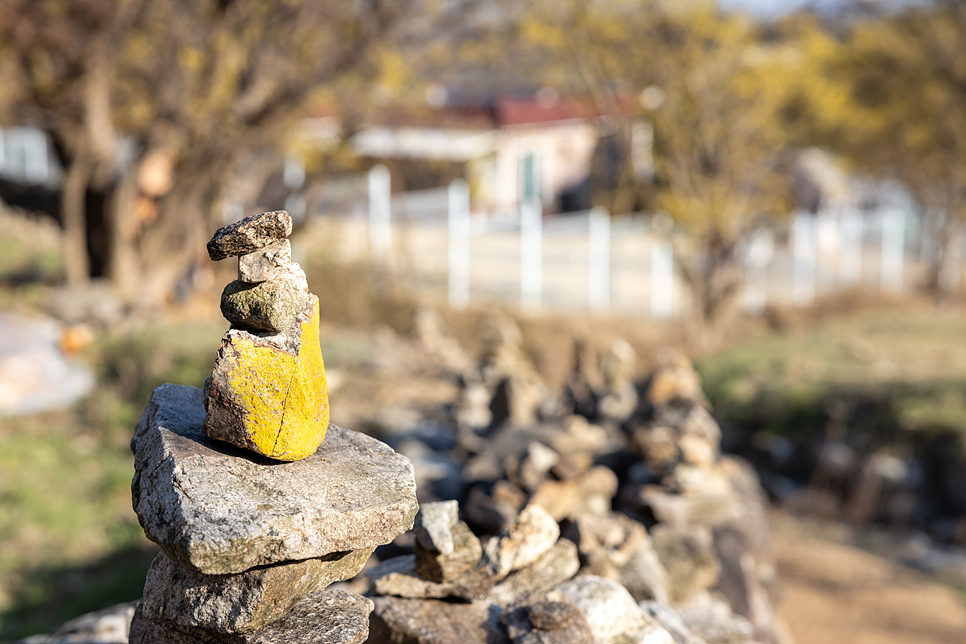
127, 384, 417, 639
208, 210, 313, 334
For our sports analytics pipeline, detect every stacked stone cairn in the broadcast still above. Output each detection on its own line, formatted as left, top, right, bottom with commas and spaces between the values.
127, 211, 418, 643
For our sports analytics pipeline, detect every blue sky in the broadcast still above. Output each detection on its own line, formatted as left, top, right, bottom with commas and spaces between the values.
718, 0, 924, 18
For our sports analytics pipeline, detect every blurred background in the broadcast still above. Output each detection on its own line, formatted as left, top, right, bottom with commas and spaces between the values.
1, 0, 966, 641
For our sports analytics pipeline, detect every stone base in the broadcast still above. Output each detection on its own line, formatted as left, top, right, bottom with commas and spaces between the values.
139, 548, 373, 634
129, 589, 372, 644
130, 384, 418, 575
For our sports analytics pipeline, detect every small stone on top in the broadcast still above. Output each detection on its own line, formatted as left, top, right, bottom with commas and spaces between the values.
207, 210, 293, 261
238, 240, 292, 283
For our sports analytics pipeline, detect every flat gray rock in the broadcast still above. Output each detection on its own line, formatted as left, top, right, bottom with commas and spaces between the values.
368, 555, 494, 601
501, 594, 594, 644
489, 540, 579, 607
368, 597, 510, 644
238, 240, 292, 283
131, 384, 418, 575
140, 548, 373, 634
208, 210, 293, 261
129, 588, 373, 644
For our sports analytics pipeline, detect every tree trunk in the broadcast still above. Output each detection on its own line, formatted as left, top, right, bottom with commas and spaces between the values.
61, 147, 93, 287
678, 237, 742, 353
106, 146, 236, 308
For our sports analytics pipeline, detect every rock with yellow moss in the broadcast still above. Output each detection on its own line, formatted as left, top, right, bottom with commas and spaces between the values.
203, 295, 328, 461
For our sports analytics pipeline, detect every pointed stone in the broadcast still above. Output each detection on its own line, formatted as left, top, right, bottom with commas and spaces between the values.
413, 500, 460, 555
207, 210, 293, 261
140, 548, 374, 634
414, 520, 482, 583
131, 384, 418, 575
203, 296, 327, 461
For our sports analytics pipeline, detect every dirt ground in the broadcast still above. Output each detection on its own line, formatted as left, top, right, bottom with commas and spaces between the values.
772, 513, 966, 644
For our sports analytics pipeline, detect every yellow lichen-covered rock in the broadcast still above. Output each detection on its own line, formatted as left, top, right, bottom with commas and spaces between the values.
202, 296, 328, 461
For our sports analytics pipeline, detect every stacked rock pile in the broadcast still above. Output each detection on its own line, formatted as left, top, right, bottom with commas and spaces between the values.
364, 320, 789, 644
126, 211, 418, 643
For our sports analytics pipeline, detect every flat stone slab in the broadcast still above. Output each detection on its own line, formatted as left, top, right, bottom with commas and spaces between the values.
140, 548, 373, 634
129, 588, 373, 644
207, 210, 292, 261
368, 597, 509, 644
368, 555, 494, 601
131, 384, 418, 575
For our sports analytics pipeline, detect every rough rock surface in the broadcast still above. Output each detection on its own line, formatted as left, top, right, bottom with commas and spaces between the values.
650, 525, 720, 604
131, 384, 418, 575
368, 597, 510, 644
238, 239, 292, 283
207, 210, 292, 261
415, 519, 482, 582
483, 504, 560, 578
640, 602, 709, 644
673, 591, 755, 644
413, 500, 460, 555
501, 594, 594, 644
203, 296, 327, 461
140, 548, 373, 633
556, 575, 675, 644
220, 263, 311, 333
529, 466, 618, 521
490, 539, 580, 606
129, 588, 373, 644
368, 554, 494, 601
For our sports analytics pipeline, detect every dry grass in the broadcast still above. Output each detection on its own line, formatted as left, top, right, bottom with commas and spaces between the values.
773, 512, 966, 644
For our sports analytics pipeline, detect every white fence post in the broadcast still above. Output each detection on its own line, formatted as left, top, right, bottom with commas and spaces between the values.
880, 207, 905, 292
939, 228, 965, 292
448, 179, 470, 309
368, 164, 392, 264
793, 211, 816, 305
650, 237, 674, 319
839, 207, 863, 284
743, 229, 773, 314
588, 207, 611, 312
520, 197, 543, 311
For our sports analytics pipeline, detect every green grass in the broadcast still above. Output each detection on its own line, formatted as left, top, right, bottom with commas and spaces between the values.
0, 320, 225, 642
696, 306, 966, 446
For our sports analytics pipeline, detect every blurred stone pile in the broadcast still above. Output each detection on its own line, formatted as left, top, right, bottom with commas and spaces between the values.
367, 315, 789, 644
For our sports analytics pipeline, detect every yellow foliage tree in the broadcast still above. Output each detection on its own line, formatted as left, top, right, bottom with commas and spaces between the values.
518, 0, 817, 346
0, 0, 409, 307
830, 1, 966, 293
